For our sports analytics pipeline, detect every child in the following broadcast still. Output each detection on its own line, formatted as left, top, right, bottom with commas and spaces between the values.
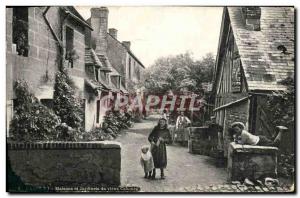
140, 145, 154, 179
229, 122, 287, 147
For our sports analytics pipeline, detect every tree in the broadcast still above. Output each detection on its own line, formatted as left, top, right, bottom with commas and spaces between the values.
143, 52, 215, 95
9, 80, 60, 141
53, 68, 83, 132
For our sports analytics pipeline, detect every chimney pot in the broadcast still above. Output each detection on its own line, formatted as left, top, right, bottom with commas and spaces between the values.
242, 7, 261, 31
122, 41, 131, 49
109, 28, 118, 39
90, 7, 109, 18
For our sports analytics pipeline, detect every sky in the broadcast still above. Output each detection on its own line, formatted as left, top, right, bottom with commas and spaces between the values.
76, 6, 223, 67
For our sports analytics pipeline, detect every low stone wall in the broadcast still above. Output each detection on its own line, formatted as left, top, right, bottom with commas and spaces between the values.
7, 141, 121, 191
227, 142, 278, 182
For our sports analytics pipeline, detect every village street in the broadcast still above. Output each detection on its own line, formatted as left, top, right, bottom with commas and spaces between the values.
116, 114, 227, 192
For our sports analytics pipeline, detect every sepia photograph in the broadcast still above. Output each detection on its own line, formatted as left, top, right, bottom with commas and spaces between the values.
5, 4, 295, 193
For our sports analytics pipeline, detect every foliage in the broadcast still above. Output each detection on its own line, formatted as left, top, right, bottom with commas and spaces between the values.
9, 80, 60, 141
53, 68, 84, 132
266, 76, 295, 126
13, 17, 29, 56
102, 111, 132, 136
78, 110, 133, 141
266, 76, 295, 178
143, 52, 215, 94
81, 127, 114, 141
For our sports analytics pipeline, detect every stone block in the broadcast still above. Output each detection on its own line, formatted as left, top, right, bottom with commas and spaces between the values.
7, 141, 121, 191
227, 142, 278, 182
188, 127, 210, 155
29, 45, 38, 58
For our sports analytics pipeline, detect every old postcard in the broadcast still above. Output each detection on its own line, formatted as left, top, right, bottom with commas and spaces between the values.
6, 6, 295, 193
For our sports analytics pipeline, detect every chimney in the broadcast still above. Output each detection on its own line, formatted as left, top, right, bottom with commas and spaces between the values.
90, 7, 109, 54
122, 41, 131, 49
241, 7, 261, 31
109, 28, 118, 39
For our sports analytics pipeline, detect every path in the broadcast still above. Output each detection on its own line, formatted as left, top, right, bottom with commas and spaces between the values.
116, 115, 227, 192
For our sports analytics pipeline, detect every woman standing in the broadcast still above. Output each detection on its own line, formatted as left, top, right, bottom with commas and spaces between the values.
175, 111, 191, 143
148, 118, 171, 179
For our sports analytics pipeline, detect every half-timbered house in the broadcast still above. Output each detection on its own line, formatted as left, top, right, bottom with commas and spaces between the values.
212, 7, 294, 156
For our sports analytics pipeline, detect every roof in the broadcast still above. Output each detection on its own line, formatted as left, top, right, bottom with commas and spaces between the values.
85, 48, 102, 68
226, 7, 294, 91
62, 7, 93, 30
97, 54, 113, 72
85, 79, 107, 91
110, 65, 122, 77
107, 33, 145, 68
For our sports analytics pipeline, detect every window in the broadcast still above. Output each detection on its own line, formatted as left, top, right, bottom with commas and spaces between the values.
95, 68, 99, 81
40, 99, 53, 109
128, 57, 132, 79
100, 71, 106, 83
65, 26, 74, 68
96, 100, 100, 123
13, 7, 29, 57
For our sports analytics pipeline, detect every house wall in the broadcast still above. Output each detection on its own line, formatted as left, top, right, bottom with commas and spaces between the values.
6, 7, 60, 99
62, 17, 86, 99
125, 53, 144, 85
107, 35, 144, 88
6, 7, 60, 135
107, 35, 127, 77
214, 23, 250, 156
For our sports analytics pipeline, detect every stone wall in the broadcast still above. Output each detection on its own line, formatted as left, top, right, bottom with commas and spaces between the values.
227, 142, 278, 182
7, 141, 121, 191
6, 7, 60, 99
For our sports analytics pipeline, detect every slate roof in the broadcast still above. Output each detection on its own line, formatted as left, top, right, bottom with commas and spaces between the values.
97, 54, 113, 72
227, 7, 294, 91
85, 48, 102, 67
85, 79, 107, 91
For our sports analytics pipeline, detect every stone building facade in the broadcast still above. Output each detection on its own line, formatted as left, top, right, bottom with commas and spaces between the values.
84, 7, 145, 130
212, 7, 294, 156
6, 6, 92, 135
6, 6, 146, 133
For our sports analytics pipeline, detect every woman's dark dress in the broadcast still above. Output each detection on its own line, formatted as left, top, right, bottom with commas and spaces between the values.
148, 126, 171, 169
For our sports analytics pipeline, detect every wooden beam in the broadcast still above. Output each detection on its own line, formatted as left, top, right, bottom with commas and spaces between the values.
213, 96, 251, 112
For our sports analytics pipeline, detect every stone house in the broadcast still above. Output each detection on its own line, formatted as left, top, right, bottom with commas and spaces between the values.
106, 28, 145, 89
84, 7, 145, 130
212, 7, 294, 156
6, 6, 92, 135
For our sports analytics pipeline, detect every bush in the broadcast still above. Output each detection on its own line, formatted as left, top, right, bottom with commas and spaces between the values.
80, 127, 115, 141
9, 80, 60, 141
